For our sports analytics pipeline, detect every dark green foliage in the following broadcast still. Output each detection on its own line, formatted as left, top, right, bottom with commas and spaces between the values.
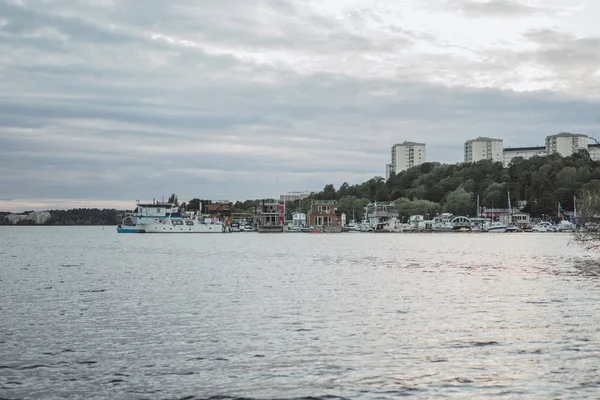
231, 199, 261, 214
168, 193, 179, 206
45, 209, 121, 225
310, 152, 599, 218
186, 199, 213, 213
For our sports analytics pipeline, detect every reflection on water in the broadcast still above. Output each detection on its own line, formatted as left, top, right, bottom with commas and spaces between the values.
1, 228, 600, 399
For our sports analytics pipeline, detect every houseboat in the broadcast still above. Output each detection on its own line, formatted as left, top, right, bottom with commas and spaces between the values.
307, 200, 344, 233
257, 200, 285, 233
365, 202, 399, 231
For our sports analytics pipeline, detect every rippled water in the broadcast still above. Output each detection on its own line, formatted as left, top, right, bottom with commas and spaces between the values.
2, 227, 600, 399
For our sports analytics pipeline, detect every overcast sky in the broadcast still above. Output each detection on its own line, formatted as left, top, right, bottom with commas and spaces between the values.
1, 0, 600, 211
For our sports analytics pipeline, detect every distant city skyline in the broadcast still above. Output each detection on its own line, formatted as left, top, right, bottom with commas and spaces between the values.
385, 132, 598, 179
1, 0, 599, 212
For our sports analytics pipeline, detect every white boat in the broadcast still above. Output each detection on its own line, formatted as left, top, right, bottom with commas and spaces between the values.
556, 220, 575, 232
117, 203, 181, 233
532, 222, 556, 232
486, 222, 507, 233
139, 213, 230, 233
383, 217, 404, 232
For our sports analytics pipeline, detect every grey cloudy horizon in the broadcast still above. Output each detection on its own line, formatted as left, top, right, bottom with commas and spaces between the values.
1, 0, 600, 212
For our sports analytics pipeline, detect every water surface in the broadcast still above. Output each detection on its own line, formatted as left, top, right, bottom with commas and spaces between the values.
1, 227, 600, 399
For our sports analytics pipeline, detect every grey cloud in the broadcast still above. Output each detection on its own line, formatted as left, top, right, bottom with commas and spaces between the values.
0, 2, 138, 44
447, 0, 539, 17
0, 0, 599, 208
524, 29, 600, 69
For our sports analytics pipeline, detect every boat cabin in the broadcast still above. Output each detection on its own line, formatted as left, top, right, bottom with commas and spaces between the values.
365, 202, 399, 230
257, 201, 285, 232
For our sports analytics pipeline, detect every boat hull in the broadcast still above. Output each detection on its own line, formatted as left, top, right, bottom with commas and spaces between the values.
141, 221, 229, 233
117, 226, 145, 233
257, 225, 284, 233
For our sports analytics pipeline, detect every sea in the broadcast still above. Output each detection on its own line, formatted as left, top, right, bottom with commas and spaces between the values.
1, 227, 600, 399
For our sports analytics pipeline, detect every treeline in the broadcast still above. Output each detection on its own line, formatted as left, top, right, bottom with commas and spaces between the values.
303, 150, 600, 221
46, 209, 122, 225
0, 208, 123, 225
178, 151, 598, 222
6, 151, 589, 226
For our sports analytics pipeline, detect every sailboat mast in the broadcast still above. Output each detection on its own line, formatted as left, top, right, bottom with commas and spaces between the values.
558, 201, 560, 218
507, 191, 512, 226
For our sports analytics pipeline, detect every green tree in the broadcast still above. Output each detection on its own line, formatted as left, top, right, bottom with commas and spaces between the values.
443, 187, 474, 216
394, 197, 441, 220
481, 182, 506, 208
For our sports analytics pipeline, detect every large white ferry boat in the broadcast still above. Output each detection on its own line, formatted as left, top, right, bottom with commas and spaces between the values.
117, 203, 182, 233
138, 212, 230, 233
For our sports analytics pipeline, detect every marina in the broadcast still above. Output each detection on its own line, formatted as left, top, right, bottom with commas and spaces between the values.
116, 199, 582, 234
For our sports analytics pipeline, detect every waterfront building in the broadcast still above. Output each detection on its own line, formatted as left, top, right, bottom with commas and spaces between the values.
364, 202, 399, 230
389, 141, 426, 175
464, 137, 503, 163
291, 212, 307, 227
307, 200, 342, 232
206, 202, 233, 225
257, 201, 285, 233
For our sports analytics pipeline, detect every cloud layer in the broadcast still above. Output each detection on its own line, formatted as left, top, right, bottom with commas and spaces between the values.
1, 0, 599, 211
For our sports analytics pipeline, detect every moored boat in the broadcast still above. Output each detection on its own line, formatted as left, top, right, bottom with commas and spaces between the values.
139, 213, 230, 233
257, 200, 285, 233
486, 222, 507, 233
116, 202, 182, 233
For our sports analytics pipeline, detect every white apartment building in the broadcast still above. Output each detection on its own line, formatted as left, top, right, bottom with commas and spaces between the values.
503, 133, 590, 166
385, 132, 592, 175
503, 146, 547, 167
385, 164, 393, 180
388, 141, 426, 177
545, 132, 589, 157
280, 191, 310, 203
587, 144, 600, 161
464, 137, 503, 163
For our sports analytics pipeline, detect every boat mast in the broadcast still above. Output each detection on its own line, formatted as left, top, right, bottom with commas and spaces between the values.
507, 191, 512, 226
476, 194, 479, 224
557, 200, 560, 219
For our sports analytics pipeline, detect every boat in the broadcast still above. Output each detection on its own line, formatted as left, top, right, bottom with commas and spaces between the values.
116, 202, 182, 233
505, 224, 520, 232
242, 223, 254, 232
257, 200, 285, 233
364, 202, 399, 231
383, 217, 404, 232
531, 221, 556, 232
139, 212, 230, 233
486, 222, 507, 233
556, 220, 575, 232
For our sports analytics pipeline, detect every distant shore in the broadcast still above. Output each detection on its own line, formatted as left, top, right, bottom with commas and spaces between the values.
1, 209, 125, 226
